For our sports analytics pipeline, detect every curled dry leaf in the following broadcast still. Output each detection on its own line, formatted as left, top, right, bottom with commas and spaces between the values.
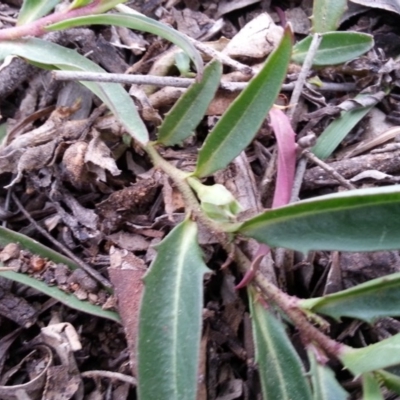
85, 130, 121, 180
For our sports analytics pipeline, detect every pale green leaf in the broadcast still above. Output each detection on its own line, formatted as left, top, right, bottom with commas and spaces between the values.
68, 0, 92, 9
239, 185, 400, 253
18, 0, 60, 25
299, 271, 400, 322
292, 32, 374, 66
137, 219, 210, 400
157, 60, 222, 146
47, 13, 203, 77
0, 270, 120, 323
362, 373, 384, 400
249, 289, 312, 400
0, 38, 148, 144
340, 334, 400, 375
308, 350, 348, 400
312, 0, 347, 33
194, 25, 293, 178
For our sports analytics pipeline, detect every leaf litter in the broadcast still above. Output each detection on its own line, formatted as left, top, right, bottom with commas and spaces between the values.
1, 0, 400, 398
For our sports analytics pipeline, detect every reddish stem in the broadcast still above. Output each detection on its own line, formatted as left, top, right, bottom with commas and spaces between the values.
0, 0, 102, 41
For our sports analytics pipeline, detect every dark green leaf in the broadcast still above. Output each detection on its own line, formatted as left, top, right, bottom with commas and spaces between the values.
0, 270, 120, 323
308, 350, 348, 400
138, 219, 210, 400
239, 185, 400, 253
158, 60, 222, 146
194, 25, 293, 177
312, 101, 374, 159
312, 0, 347, 33
249, 289, 312, 400
300, 271, 400, 322
340, 334, 400, 375
47, 13, 203, 77
0, 226, 78, 270
292, 32, 374, 66
18, 0, 60, 25
0, 38, 149, 144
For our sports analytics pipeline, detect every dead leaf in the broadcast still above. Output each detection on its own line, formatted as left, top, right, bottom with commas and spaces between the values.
109, 247, 147, 375
223, 13, 283, 59
85, 130, 121, 180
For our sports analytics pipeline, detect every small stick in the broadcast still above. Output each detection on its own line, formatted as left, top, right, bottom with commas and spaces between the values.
52, 70, 355, 93
302, 150, 356, 190
12, 194, 113, 290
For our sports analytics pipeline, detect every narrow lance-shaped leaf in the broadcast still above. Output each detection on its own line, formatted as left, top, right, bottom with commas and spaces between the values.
0, 38, 149, 144
47, 13, 203, 78
17, 0, 61, 25
157, 60, 222, 146
193, 25, 293, 178
269, 107, 297, 208
299, 271, 400, 322
312, 95, 376, 160
292, 32, 374, 66
0, 270, 120, 323
249, 288, 312, 400
311, 0, 347, 33
340, 334, 400, 375
308, 350, 349, 400
238, 185, 400, 253
138, 219, 210, 400
0, 226, 78, 270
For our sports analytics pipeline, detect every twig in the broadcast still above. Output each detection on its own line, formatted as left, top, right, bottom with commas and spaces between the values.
287, 33, 322, 124
11, 193, 113, 290
290, 158, 308, 203
81, 370, 137, 386
303, 150, 356, 190
187, 37, 254, 76
52, 70, 355, 93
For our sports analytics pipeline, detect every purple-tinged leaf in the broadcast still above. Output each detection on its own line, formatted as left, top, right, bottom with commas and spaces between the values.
269, 107, 297, 208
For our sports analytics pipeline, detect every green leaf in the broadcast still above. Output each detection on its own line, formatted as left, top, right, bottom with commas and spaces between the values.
137, 219, 210, 400
47, 13, 203, 77
157, 60, 222, 146
362, 373, 384, 400
0, 226, 78, 270
340, 334, 400, 375
311, 0, 347, 33
312, 97, 374, 160
0, 270, 120, 323
194, 25, 293, 178
187, 177, 242, 222
0, 38, 149, 144
299, 271, 400, 322
17, 0, 60, 25
308, 350, 348, 400
249, 289, 312, 400
239, 185, 400, 253
376, 370, 400, 396
68, 0, 92, 9
292, 32, 374, 66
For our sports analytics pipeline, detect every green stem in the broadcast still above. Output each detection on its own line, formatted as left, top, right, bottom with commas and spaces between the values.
144, 143, 230, 243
